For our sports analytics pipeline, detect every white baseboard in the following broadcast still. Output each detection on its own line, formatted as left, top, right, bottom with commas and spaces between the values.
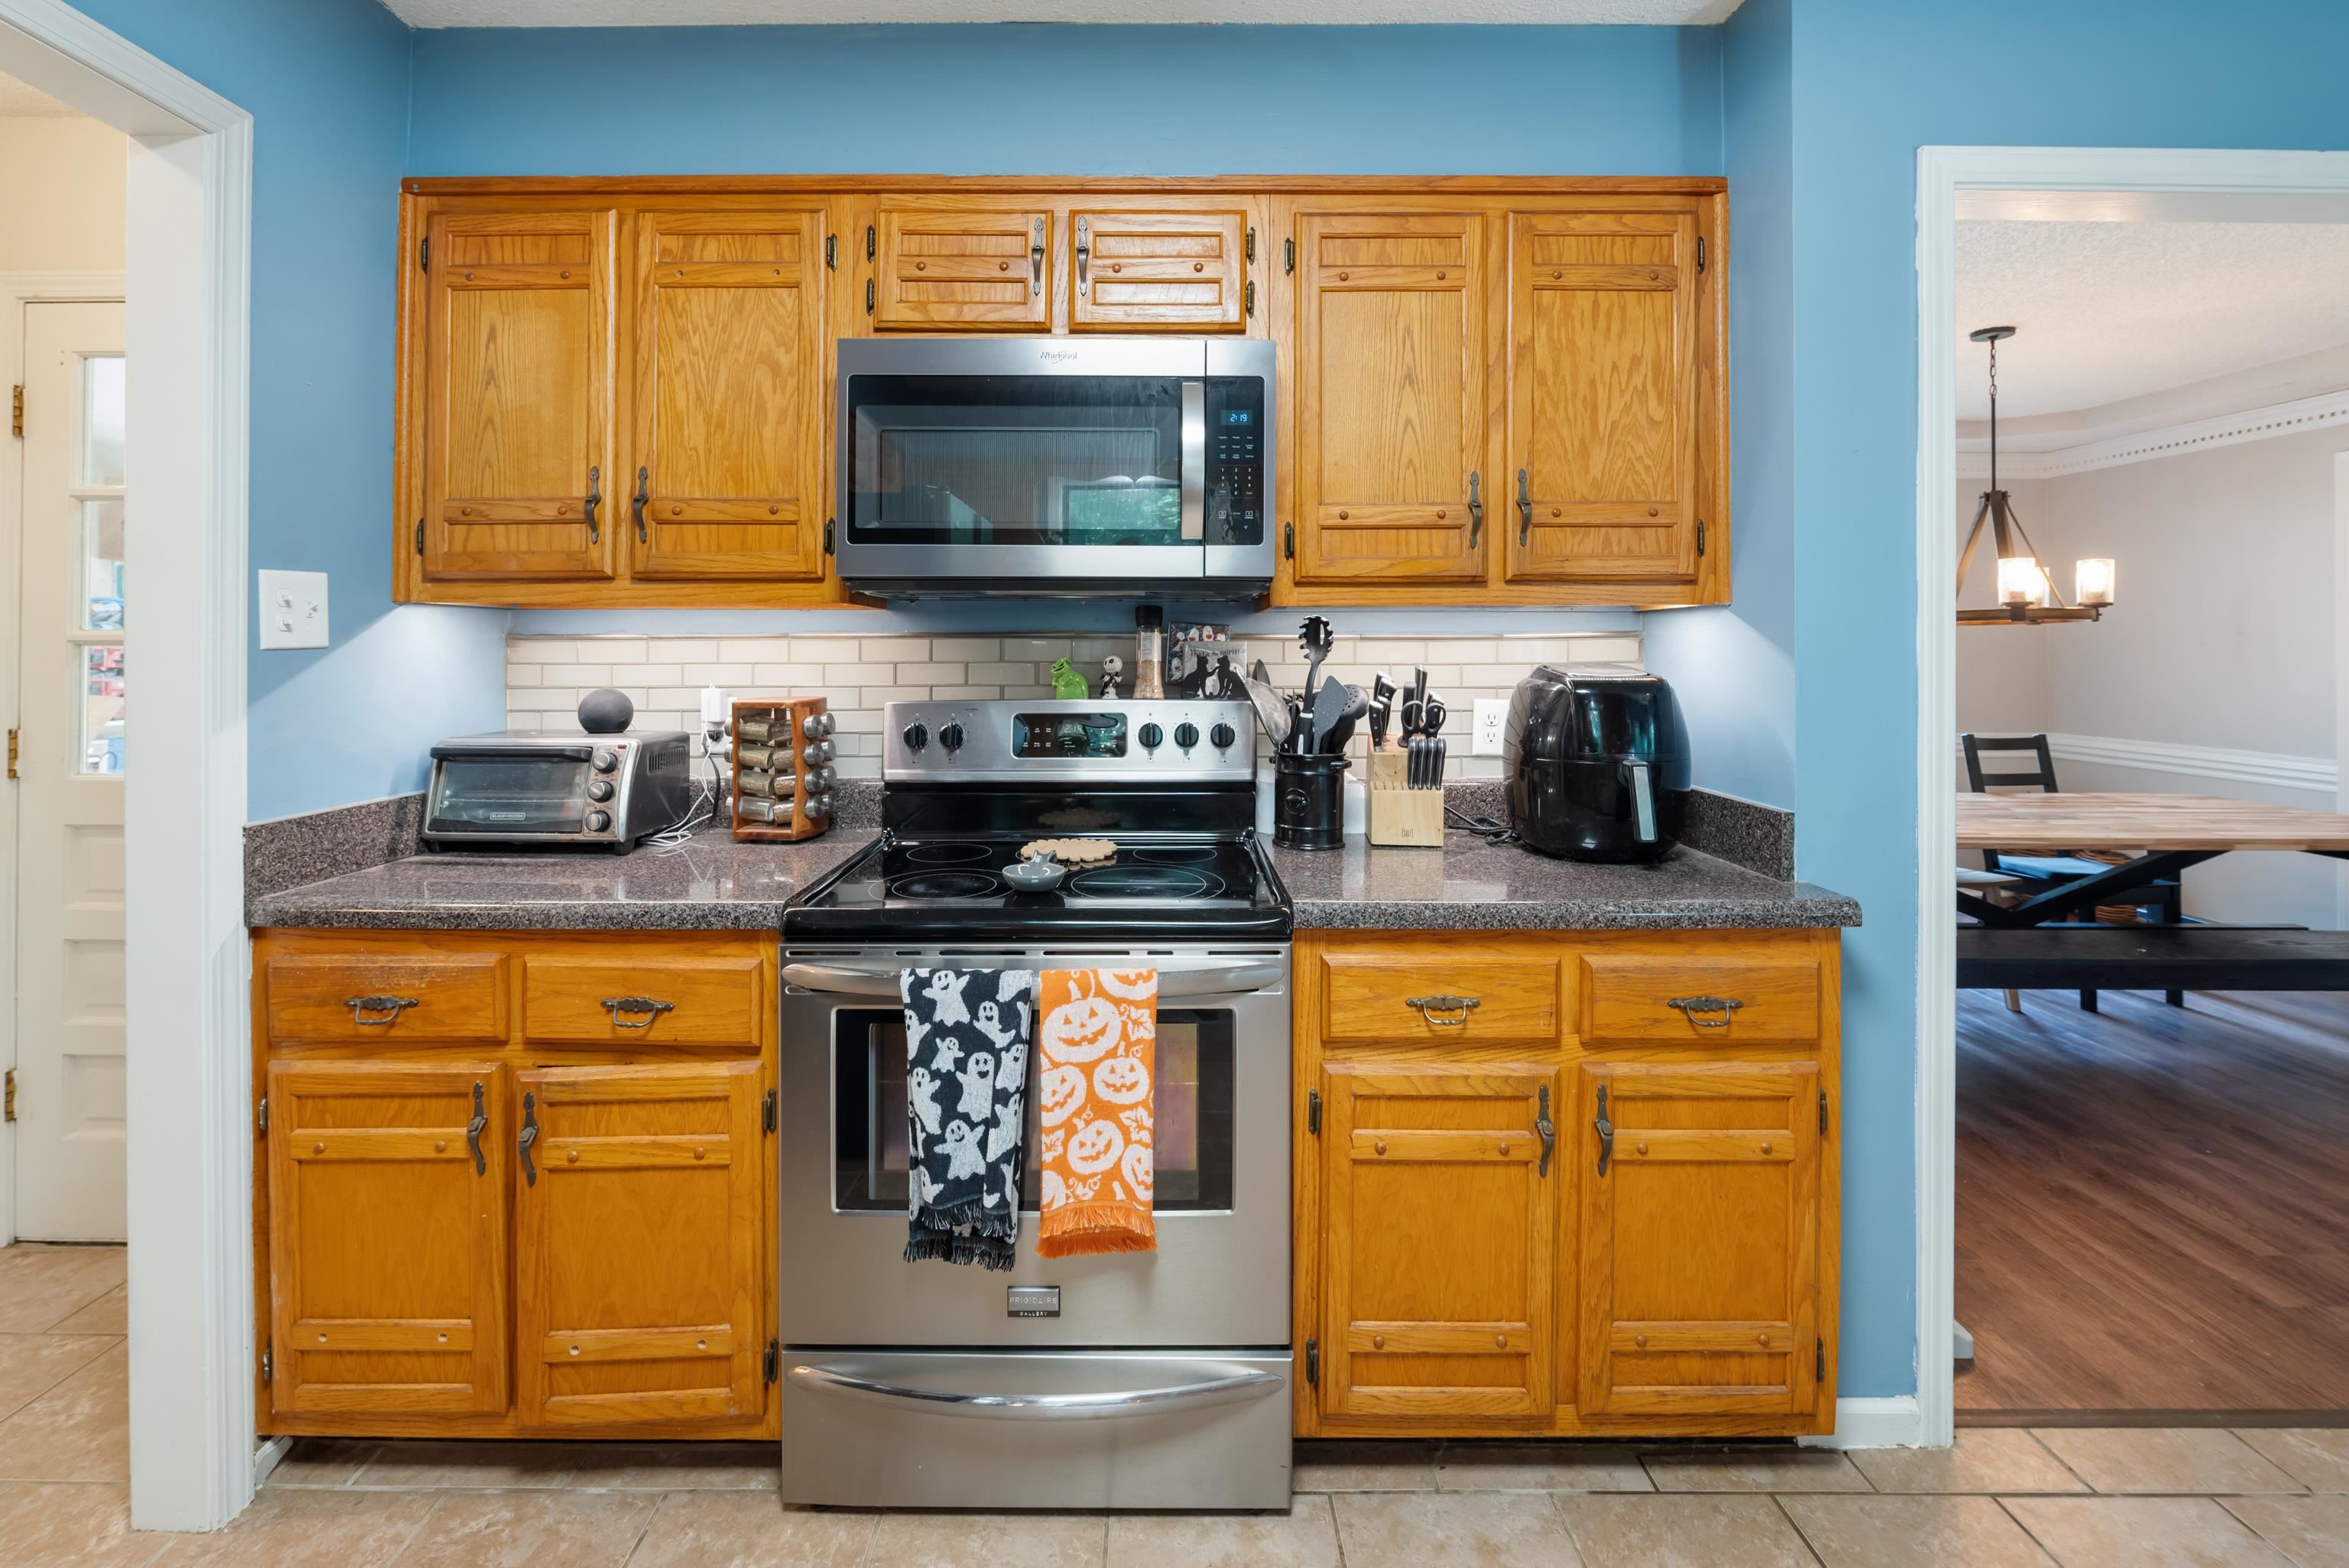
1798, 1395, 1928, 1450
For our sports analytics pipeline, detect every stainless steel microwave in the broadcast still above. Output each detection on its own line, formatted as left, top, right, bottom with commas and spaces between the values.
833, 336, 1275, 599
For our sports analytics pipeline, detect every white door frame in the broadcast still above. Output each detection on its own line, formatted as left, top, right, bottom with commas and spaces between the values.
1915, 145, 2349, 1453
0, 270, 122, 1247
0, 0, 252, 1532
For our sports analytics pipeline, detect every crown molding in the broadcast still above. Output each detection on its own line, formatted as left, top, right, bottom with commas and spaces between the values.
1957, 385, 2349, 480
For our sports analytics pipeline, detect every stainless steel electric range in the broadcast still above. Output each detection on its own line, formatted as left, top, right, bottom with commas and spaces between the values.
776, 698, 1293, 1511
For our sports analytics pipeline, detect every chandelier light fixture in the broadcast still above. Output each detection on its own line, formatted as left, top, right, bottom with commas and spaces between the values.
1957, 325, 2113, 626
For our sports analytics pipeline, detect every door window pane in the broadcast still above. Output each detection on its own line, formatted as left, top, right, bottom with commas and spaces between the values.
81, 355, 125, 486
80, 500, 124, 631
80, 645, 125, 774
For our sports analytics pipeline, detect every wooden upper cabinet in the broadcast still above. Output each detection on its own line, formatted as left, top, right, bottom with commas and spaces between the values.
1577, 1060, 1821, 1420
1293, 211, 1491, 584
874, 203, 1050, 330
630, 206, 828, 581
1071, 208, 1248, 331
421, 208, 617, 582
1505, 209, 1701, 583
265, 1060, 510, 1418
514, 1061, 767, 1427
1319, 1060, 1558, 1422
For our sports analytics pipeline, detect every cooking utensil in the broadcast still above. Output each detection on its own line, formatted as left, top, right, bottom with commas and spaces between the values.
1311, 676, 1350, 755
1298, 616, 1335, 709
1368, 672, 1395, 752
1321, 684, 1369, 753
1243, 674, 1289, 748
1285, 695, 1308, 755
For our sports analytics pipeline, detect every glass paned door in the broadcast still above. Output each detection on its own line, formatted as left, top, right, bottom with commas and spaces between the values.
71, 352, 125, 772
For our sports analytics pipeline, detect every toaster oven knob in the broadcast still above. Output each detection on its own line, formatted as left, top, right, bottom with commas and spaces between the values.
586, 780, 615, 803
1138, 722, 1163, 752
902, 722, 929, 752
586, 809, 612, 833
1174, 722, 1200, 752
1210, 722, 1237, 751
939, 722, 965, 754
591, 747, 619, 773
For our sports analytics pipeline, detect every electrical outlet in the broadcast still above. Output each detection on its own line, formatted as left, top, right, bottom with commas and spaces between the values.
258, 570, 330, 650
1473, 698, 1508, 755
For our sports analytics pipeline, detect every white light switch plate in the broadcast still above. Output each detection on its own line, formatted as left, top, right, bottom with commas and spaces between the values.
258, 569, 329, 650
1473, 698, 1509, 755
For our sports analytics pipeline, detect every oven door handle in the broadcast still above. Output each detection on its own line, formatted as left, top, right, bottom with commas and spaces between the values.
781, 961, 1283, 999
785, 1362, 1283, 1420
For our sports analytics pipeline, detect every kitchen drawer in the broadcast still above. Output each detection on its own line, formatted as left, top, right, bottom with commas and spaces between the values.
522, 955, 765, 1047
265, 952, 508, 1044
1579, 952, 1821, 1045
1320, 953, 1561, 1045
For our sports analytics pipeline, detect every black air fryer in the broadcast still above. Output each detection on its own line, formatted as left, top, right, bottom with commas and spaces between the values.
1504, 666, 1691, 863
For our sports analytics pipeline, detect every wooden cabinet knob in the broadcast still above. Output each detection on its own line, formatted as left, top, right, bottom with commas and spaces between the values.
460, 506, 473, 517
1194, 262, 1204, 273
1437, 509, 1447, 519
1338, 510, 1350, 520
1112, 262, 1123, 273
1648, 507, 1659, 517
434, 1140, 447, 1153
566, 1149, 579, 1164
1761, 1141, 1772, 1154
1437, 271, 1447, 280
1494, 1334, 1507, 1349
768, 504, 780, 515
1757, 1332, 1770, 1346
1498, 1141, 1510, 1155
1634, 1333, 1648, 1349
312, 1141, 324, 1154
1552, 270, 1562, 280
1338, 271, 1350, 281
998, 261, 1009, 271
1373, 1139, 1387, 1156
560, 269, 570, 280
671, 504, 682, 516
1551, 508, 1561, 518
915, 261, 926, 271
1636, 1141, 1649, 1155
464, 271, 475, 281
694, 1147, 707, 1161
1372, 1334, 1385, 1349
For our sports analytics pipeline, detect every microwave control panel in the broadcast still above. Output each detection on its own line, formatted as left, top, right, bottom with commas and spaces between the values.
1204, 378, 1265, 547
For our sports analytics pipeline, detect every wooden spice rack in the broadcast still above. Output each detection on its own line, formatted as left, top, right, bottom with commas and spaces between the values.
729, 696, 835, 842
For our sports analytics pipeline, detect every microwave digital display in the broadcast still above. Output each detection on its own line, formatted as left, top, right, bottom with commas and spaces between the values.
1222, 410, 1252, 424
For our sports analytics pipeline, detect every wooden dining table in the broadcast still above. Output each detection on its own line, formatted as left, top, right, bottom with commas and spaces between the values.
1956, 792, 2349, 928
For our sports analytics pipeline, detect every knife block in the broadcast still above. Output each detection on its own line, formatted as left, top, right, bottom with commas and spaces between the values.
1366, 742, 1445, 848
730, 696, 833, 843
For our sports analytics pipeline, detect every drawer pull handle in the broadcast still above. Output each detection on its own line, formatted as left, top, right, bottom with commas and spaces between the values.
1666, 995, 1745, 1028
465, 1081, 487, 1176
603, 995, 677, 1028
343, 995, 419, 1027
1594, 1083, 1614, 1177
1404, 994, 1480, 1027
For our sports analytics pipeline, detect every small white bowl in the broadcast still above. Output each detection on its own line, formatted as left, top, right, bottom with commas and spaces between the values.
1002, 859, 1066, 892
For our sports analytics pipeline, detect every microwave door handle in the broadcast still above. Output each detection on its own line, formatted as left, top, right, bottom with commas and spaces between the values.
1179, 380, 1206, 543
1626, 759, 1659, 844
780, 960, 1282, 998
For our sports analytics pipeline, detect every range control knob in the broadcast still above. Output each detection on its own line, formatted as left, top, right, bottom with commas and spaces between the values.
1210, 722, 1237, 751
1138, 722, 1164, 751
902, 722, 929, 752
1174, 722, 1200, 751
939, 722, 965, 754
591, 747, 619, 773
586, 809, 612, 833
586, 780, 615, 803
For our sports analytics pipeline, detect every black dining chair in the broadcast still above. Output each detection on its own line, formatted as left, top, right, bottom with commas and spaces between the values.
1961, 732, 2185, 1009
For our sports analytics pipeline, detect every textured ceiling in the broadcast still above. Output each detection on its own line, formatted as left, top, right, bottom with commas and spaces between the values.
385, 0, 1743, 25
1955, 218, 2349, 420
0, 70, 80, 116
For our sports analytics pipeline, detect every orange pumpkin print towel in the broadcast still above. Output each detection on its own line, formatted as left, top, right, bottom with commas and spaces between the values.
1035, 968, 1156, 1257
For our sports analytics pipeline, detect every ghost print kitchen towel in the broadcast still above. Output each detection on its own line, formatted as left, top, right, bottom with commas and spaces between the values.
901, 967, 1036, 1271
1035, 969, 1157, 1258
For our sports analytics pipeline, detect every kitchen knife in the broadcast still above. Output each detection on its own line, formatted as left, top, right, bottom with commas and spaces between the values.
1368, 672, 1395, 752
1311, 676, 1350, 755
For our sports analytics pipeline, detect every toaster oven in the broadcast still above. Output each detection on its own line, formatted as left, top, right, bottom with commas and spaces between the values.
422, 732, 693, 855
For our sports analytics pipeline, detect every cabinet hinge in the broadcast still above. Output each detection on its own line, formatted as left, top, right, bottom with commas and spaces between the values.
5, 728, 16, 780
418, 236, 429, 271
1304, 1337, 1318, 1386
414, 517, 425, 557
1820, 1089, 1829, 1135
1306, 1089, 1321, 1135
824, 517, 836, 556
1245, 280, 1256, 318
3, 1069, 15, 1123
256, 1096, 268, 1135
824, 232, 837, 271
764, 1339, 779, 1385
1284, 236, 1295, 274
762, 1088, 777, 1135
9, 383, 21, 437
1818, 1339, 1828, 1381
865, 278, 874, 316
1246, 226, 1256, 264
1283, 521, 1295, 560
1695, 518, 1707, 557
866, 223, 876, 262
261, 1342, 273, 1384
1696, 235, 1706, 273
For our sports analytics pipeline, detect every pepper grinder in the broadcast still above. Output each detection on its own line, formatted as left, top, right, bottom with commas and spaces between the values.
1132, 606, 1165, 699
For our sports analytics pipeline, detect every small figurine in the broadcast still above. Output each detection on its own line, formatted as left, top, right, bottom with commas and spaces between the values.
1049, 656, 1090, 700
1097, 654, 1125, 700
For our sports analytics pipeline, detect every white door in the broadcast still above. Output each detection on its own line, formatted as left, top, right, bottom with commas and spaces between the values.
14, 301, 127, 1241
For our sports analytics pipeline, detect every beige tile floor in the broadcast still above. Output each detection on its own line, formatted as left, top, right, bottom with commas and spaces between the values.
4, 1245, 2347, 1567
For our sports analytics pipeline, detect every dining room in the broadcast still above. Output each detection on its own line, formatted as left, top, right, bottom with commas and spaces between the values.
1948, 196, 2349, 1427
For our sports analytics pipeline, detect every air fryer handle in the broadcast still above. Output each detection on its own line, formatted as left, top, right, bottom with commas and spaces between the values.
1625, 759, 1658, 844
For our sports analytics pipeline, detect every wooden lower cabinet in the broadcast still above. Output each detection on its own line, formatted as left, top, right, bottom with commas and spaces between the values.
1295, 928, 1840, 1440
250, 929, 778, 1440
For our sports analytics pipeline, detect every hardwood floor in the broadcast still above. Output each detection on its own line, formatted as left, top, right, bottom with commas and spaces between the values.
1956, 987, 2349, 1421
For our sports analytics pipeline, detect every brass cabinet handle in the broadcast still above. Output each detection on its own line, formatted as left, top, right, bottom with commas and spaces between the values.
1594, 1083, 1613, 1176
1404, 994, 1480, 1027
518, 1091, 539, 1187
343, 995, 418, 1027
603, 995, 677, 1029
466, 1081, 488, 1177
1516, 468, 1533, 547
1467, 471, 1483, 549
632, 466, 650, 544
583, 465, 601, 543
1666, 995, 1746, 1028
1535, 1084, 1555, 1178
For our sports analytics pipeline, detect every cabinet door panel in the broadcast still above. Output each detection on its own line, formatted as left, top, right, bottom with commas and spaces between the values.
631, 207, 828, 581
515, 1061, 765, 1427
1321, 1062, 1558, 1420
1506, 210, 1698, 583
1071, 208, 1246, 330
1294, 212, 1489, 583
422, 209, 616, 582
876, 205, 1050, 330
1578, 1060, 1820, 1418
266, 1061, 509, 1417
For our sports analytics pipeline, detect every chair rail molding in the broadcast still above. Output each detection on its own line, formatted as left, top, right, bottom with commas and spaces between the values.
2046, 733, 2335, 794
1956, 385, 2349, 479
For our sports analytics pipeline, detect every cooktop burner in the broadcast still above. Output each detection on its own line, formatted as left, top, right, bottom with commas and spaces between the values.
903, 842, 990, 866
885, 869, 1002, 900
1066, 864, 1224, 900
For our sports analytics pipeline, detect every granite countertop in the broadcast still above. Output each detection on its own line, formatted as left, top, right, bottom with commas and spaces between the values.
250, 823, 1857, 933
1275, 832, 1859, 930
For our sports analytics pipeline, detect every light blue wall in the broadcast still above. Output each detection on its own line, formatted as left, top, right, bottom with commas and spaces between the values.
69, 0, 510, 823
1785, 0, 2349, 1401
1639, 0, 1793, 812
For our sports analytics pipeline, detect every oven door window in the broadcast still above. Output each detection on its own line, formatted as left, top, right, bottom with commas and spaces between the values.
833, 1006, 1233, 1213
426, 754, 593, 836
846, 375, 1185, 547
